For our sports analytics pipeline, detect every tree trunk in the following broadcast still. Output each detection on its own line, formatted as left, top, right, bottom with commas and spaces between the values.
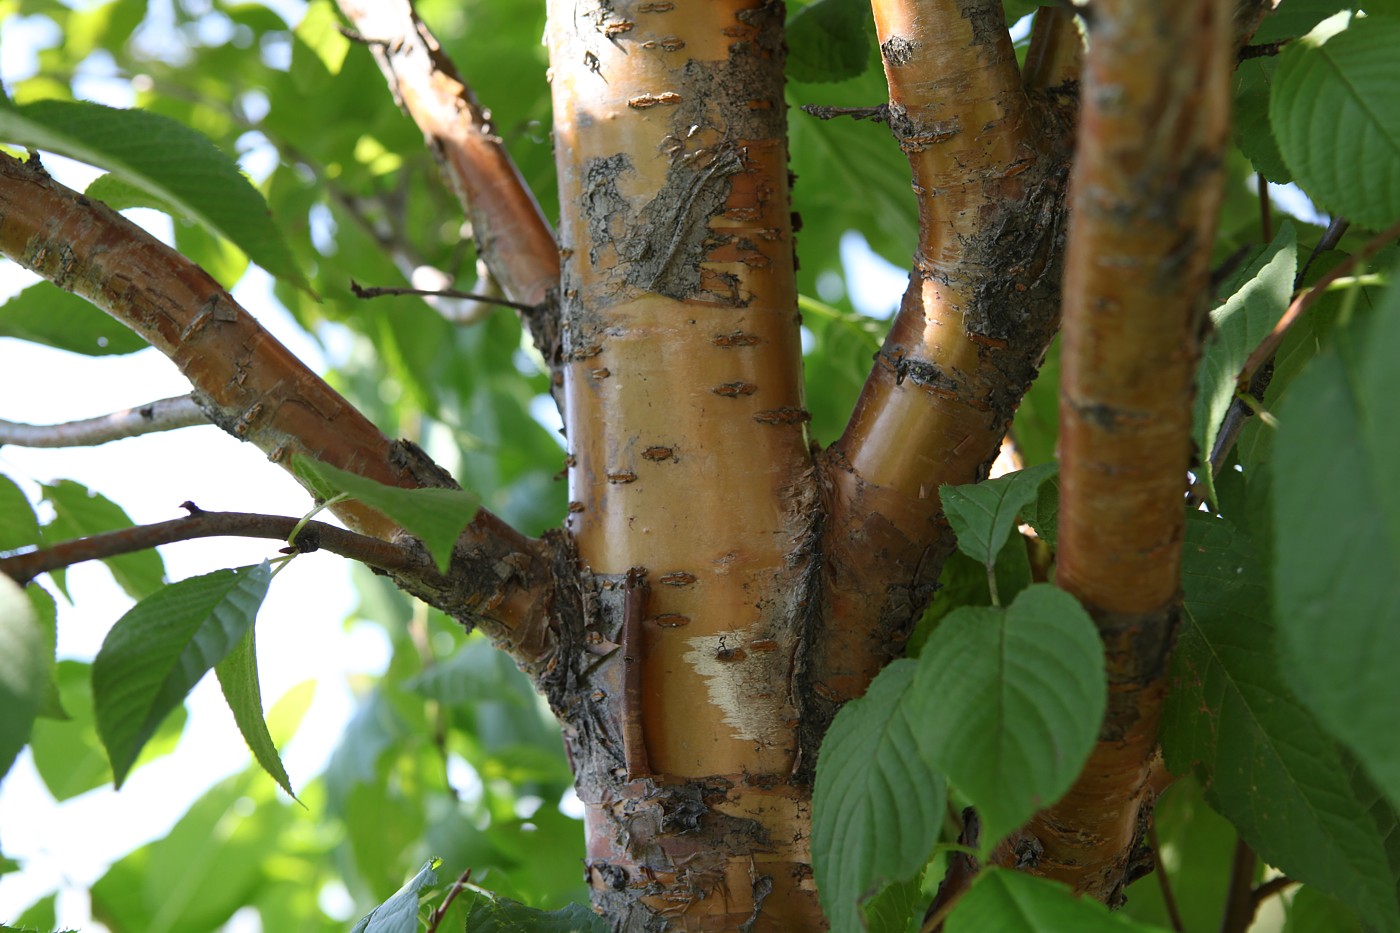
544, 1, 822, 927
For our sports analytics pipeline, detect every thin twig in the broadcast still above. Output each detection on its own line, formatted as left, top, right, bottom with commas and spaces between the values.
426, 868, 473, 932
1296, 216, 1351, 286
1250, 875, 1297, 907
0, 504, 423, 585
921, 808, 981, 933
799, 103, 889, 122
1258, 174, 1272, 243
1220, 839, 1258, 933
1239, 39, 1287, 60
1237, 217, 1400, 390
0, 395, 209, 448
1148, 825, 1185, 932
349, 279, 537, 313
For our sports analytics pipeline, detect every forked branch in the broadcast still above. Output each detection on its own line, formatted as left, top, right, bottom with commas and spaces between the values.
337, 0, 561, 353
0, 150, 556, 657
804, 0, 1070, 748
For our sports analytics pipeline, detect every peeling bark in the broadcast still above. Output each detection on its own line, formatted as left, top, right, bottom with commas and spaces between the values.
545, 1, 822, 926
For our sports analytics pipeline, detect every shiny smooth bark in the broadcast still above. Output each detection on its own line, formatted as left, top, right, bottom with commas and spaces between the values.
996, 0, 1232, 903
804, 0, 1068, 740
545, 1, 821, 927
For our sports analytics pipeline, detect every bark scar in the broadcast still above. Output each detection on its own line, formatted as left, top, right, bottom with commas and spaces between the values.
622, 566, 651, 780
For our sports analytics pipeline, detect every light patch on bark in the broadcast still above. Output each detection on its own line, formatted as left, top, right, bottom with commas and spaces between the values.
683, 625, 790, 745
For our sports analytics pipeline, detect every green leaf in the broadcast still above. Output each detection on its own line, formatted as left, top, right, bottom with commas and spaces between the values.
215, 625, 296, 800
0, 574, 45, 779
293, 455, 480, 573
1019, 474, 1059, 549
87, 173, 251, 289
940, 464, 1058, 603
1271, 15, 1400, 230
29, 660, 186, 800
1274, 267, 1400, 812
947, 868, 1170, 932
813, 660, 945, 933
461, 895, 610, 932
787, 0, 871, 83
940, 464, 1057, 566
1284, 886, 1364, 933
42, 480, 165, 600
350, 858, 439, 933
0, 474, 40, 553
1193, 224, 1297, 504
0, 280, 149, 355
27, 585, 64, 720
93, 563, 272, 786
910, 585, 1105, 848
1235, 57, 1293, 183
0, 99, 309, 291
1163, 514, 1400, 930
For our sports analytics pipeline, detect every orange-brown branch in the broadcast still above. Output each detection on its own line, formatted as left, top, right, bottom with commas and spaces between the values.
806, 0, 1068, 737
0, 150, 553, 656
337, 0, 560, 316
997, 0, 1232, 903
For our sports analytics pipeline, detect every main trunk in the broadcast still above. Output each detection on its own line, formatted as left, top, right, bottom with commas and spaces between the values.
543, 1, 823, 928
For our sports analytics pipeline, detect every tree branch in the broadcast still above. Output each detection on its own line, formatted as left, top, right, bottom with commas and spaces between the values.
0, 394, 208, 448
1237, 217, 1400, 390
335, 0, 561, 350
349, 279, 537, 314
0, 505, 423, 585
0, 150, 557, 665
995, 0, 1233, 903
803, 0, 1070, 754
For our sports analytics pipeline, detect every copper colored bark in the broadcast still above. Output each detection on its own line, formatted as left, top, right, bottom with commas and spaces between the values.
996, 0, 1233, 902
0, 151, 552, 655
336, 0, 560, 311
805, 0, 1069, 744
544, 1, 821, 926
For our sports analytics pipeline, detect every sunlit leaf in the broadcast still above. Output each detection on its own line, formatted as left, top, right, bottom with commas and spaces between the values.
1193, 224, 1297, 504
1274, 263, 1400, 811
41, 480, 165, 600
93, 563, 271, 786
0, 280, 149, 356
293, 456, 480, 573
1271, 15, 1400, 229
0, 574, 45, 779
350, 858, 439, 933
215, 625, 296, 800
0, 98, 309, 290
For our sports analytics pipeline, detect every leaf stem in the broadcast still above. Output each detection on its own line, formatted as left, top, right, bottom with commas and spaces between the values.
1148, 825, 1185, 932
426, 868, 473, 932
288, 492, 350, 546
